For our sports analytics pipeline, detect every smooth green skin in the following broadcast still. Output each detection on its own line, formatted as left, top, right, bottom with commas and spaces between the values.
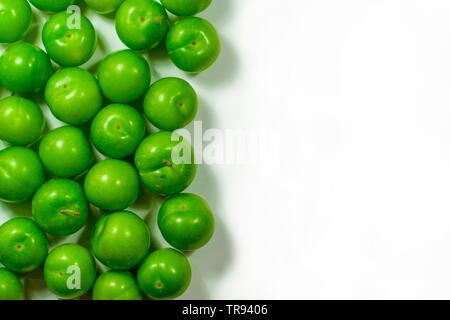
93, 271, 142, 300
161, 0, 212, 16
45, 68, 103, 125
85, 0, 124, 14
0, 268, 23, 300
39, 126, 93, 178
29, 0, 76, 12
0, 0, 32, 43
143, 77, 198, 131
98, 50, 151, 103
0, 147, 45, 203
137, 248, 191, 300
135, 131, 196, 196
90, 104, 146, 159
0, 42, 53, 94
84, 159, 140, 211
42, 12, 97, 67
32, 179, 89, 236
92, 211, 150, 270
158, 193, 214, 251
0, 218, 48, 273
0, 96, 45, 146
166, 17, 221, 73
44, 244, 96, 299
115, 0, 169, 51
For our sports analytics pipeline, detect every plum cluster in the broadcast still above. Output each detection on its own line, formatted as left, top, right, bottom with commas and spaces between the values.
0, 0, 219, 300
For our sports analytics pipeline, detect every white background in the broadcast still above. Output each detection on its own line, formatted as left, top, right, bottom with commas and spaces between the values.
3, 0, 450, 299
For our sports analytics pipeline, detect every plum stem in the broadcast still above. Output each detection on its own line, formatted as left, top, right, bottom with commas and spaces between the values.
162, 159, 172, 167
59, 209, 80, 218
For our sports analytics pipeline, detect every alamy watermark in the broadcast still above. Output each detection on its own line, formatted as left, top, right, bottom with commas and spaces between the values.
171, 121, 281, 165
66, 265, 81, 290
66, 5, 81, 29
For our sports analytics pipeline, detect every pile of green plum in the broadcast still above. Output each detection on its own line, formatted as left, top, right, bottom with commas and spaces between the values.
0, 0, 219, 300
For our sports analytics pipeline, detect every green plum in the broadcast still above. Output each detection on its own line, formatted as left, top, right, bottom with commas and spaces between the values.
137, 248, 191, 300
84, 159, 140, 211
0, 218, 48, 273
91, 211, 150, 270
45, 67, 103, 125
134, 131, 196, 196
84, 0, 124, 14
0, 268, 23, 300
0, 147, 45, 203
158, 193, 214, 251
90, 104, 145, 159
42, 11, 97, 67
32, 179, 89, 236
143, 77, 198, 131
161, 0, 212, 16
39, 126, 93, 178
115, 0, 169, 50
97, 50, 151, 103
0, 0, 32, 43
0, 42, 53, 94
43, 244, 96, 299
29, 0, 76, 12
0, 96, 45, 146
93, 271, 142, 300
166, 17, 220, 73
